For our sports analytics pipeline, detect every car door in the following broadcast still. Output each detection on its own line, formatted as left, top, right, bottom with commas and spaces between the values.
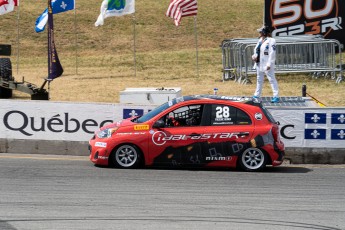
200, 103, 255, 167
149, 103, 207, 166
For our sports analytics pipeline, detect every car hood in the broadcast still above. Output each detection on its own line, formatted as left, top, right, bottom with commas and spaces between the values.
100, 118, 134, 130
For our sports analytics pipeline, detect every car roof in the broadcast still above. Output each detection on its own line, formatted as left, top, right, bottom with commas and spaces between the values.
172, 95, 262, 107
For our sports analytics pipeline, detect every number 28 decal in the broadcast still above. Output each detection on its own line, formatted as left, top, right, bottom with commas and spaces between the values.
216, 106, 230, 119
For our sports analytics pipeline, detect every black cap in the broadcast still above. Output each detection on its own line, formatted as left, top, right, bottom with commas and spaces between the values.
257, 25, 271, 36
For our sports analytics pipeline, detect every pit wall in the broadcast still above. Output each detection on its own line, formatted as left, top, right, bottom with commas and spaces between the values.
0, 100, 344, 164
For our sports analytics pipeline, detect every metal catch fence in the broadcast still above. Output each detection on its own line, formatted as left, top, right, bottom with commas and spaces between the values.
221, 35, 344, 84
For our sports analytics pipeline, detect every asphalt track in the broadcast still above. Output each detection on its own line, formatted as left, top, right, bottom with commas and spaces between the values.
0, 154, 344, 230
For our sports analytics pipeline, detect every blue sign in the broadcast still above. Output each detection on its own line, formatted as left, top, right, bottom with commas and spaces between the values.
305, 113, 326, 124
331, 129, 345, 140
123, 109, 144, 119
304, 129, 326, 140
331, 113, 345, 124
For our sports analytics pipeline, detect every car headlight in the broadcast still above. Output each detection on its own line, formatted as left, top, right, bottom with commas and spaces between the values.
97, 127, 118, 138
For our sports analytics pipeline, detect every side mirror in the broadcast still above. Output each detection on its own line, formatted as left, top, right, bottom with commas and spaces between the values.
153, 119, 165, 129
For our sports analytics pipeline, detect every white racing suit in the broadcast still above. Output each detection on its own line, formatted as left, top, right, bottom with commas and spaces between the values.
252, 37, 279, 97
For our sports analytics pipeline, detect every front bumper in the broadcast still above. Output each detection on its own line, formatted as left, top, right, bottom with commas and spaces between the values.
89, 140, 111, 166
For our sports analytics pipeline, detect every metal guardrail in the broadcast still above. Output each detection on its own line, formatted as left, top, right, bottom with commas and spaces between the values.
221, 35, 343, 84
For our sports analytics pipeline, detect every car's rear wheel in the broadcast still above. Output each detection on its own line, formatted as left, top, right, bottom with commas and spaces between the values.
113, 144, 142, 169
239, 147, 267, 172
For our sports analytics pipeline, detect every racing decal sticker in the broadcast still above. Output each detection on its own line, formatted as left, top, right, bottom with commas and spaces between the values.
304, 129, 326, 140
116, 132, 146, 135
123, 109, 144, 119
98, 156, 109, 160
305, 113, 327, 124
151, 131, 241, 146
212, 105, 235, 125
255, 113, 263, 120
95, 142, 107, 147
206, 148, 232, 161
134, 124, 149, 131
152, 141, 248, 166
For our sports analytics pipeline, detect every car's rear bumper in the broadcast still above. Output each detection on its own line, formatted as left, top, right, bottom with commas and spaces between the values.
272, 141, 285, 166
262, 141, 285, 166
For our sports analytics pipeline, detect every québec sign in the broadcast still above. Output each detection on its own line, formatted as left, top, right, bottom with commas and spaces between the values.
3, 110, 113, 136
265, 0, 344, 45
0, 100, 153, 141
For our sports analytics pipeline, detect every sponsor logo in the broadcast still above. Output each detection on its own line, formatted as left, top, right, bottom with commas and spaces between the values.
98, 156, 109, 160
116, 132, 146, 135
255, 113, 263, 120
95, 142, 107, 148
270, 0, 342, 37
151, 131, 241, 146
134, 124, 149, 131
2, 110, 113, 136
206, 156, 232, 161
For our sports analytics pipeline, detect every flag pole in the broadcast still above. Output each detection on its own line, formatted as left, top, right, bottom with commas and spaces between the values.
133, 13, 137, 78
74, 1, 78, 75
16, 1, 20, 75
194, 16, 199, 78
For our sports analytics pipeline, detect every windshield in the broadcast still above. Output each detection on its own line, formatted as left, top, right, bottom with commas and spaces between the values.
135, 102, 170, 123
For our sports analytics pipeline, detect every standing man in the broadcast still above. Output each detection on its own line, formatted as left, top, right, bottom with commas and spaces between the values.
252, 25, 279, 103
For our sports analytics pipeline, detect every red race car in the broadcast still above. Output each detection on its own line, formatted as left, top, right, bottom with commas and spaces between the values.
89, 95, 285, 172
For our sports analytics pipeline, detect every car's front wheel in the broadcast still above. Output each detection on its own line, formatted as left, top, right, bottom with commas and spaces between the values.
113, 144, 142, 169
239, 147, 267, 172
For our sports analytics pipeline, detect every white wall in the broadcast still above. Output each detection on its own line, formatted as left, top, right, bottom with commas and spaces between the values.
1, 100, 345, 148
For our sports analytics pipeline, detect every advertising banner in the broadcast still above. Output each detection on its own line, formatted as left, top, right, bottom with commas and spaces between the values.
1, 100, 345, 148
264, 0, 345, 46
270, 108, 345, 148
0, 100, 153, 141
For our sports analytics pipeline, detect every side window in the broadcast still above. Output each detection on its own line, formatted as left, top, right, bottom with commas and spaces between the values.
160, 104, 204, 127
210, 104, 251, 126
236, 108, 252, 125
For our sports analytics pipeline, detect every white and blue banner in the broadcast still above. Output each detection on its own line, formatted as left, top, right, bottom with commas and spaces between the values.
0, 100, 153, 141
270, 108, 345, 148
0, 100, 345, 148
35, 0, 75, 33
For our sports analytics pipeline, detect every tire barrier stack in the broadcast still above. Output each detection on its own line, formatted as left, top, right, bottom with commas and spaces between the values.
221, 35, 344, 84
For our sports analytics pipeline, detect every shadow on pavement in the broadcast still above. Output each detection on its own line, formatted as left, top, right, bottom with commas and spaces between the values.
264, 166, 312, 173
0, 220, 17, 230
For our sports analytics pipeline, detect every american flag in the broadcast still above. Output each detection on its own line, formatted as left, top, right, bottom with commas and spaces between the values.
166, 0, 198, 26
0, 0, 18, 15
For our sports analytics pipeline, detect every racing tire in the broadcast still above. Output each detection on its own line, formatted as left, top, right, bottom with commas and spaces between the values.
239, 147, 267, 172
112, 144, 142, 169
0, 58, 13, 99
